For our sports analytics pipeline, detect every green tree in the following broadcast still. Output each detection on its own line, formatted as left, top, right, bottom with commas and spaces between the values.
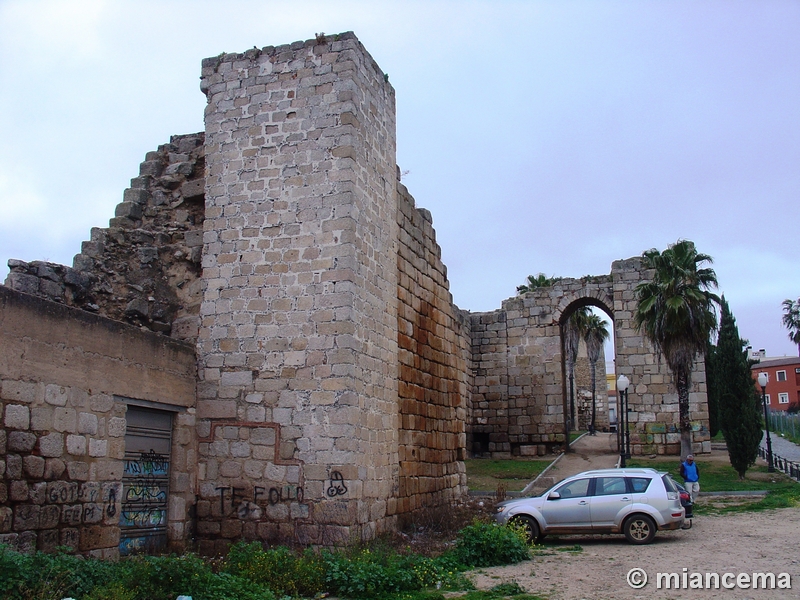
634, 240, 719, 458
782, 297, 800, 357
583, 313, 610, 434
564, 307, 591, 428
704, 339, 721, 438
716, 297, 762, 479
516, 273, 562, 294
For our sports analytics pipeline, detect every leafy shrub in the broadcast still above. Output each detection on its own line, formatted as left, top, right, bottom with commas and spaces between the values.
222, 541, 324, 597
0, 517, 530, 600
449, 520, 530, 568
0, 546, 272, 600
322, 545, 470, 599
118, 553, 274, 600
0, 544, 115, 600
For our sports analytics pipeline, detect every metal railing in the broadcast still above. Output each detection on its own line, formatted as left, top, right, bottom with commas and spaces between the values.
758, 446, 800, 481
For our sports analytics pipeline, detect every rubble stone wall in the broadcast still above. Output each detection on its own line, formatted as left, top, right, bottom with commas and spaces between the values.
0, 286, 197, 556
396, 183, 470, 518
4, 133, 206, 341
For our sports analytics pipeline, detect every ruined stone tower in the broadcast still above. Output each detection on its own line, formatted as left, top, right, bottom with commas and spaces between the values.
195, 33, 402, 548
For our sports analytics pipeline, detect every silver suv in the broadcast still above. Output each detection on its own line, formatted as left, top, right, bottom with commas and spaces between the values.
494, 468, 685, 545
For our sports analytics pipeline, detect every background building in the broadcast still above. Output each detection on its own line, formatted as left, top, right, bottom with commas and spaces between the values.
751, 356, 800, 411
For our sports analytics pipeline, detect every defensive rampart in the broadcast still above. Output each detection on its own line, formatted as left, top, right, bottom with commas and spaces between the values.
1, 32, 709, 555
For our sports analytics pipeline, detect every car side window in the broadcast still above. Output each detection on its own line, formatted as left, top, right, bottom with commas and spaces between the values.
594, 477, 627, 496
556, 478, 591, 498
629, 477, 652, 493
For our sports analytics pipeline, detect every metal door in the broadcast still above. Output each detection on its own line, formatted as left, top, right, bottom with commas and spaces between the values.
119, 406, 172, 555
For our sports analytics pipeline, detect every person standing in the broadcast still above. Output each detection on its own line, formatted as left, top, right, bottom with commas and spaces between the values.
680, 454, 700, 502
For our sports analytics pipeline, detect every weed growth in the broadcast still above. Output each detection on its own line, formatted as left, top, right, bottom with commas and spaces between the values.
0, 517, 534, 600
451, 520, 530, 568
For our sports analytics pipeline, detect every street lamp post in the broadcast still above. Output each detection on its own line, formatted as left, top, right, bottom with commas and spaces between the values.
617, 375, 630, 468
757, 372, 775, 473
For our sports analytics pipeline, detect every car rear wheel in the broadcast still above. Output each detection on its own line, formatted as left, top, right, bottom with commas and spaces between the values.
511, 514, 540, 544
623, 514, 656, 544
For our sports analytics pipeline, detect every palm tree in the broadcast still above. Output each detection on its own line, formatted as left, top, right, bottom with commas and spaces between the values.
517, 273, 562, 295
782, 297, 800, 357
584, 314, 610, 434
564, 307, 591, 429
634, 240, 719, 458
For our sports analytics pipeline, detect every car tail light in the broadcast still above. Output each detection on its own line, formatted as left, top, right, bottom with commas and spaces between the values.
667, 492, 678, 501
672, 512, 683, 518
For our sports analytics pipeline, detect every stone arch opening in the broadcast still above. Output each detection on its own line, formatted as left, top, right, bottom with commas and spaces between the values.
557, 293, 615, 450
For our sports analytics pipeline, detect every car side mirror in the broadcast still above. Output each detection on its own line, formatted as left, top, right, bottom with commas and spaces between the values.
548, 491, 561, 501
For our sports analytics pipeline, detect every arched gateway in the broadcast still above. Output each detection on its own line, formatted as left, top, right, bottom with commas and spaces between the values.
467, 257, 710, 459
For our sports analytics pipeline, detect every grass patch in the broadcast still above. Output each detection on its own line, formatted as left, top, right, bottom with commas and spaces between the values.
554, 544, 583, 553
465, 459, 551, 492
381, 585, 548, 600
774, 431, 800, 445
626, 457, 799, 514
626, 457, 786, 491
569, 430, 587, 443
454, 580, 546, 599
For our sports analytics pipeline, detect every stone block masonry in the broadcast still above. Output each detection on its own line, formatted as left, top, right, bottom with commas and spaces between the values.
469, 260, 709, 458
196, 32, 400, 551
396, 184, 470, 518
0, 286, 197, 556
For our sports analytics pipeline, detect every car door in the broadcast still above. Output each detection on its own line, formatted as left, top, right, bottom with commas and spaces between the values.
590, 476, 632, 529
540, 477, 592, 530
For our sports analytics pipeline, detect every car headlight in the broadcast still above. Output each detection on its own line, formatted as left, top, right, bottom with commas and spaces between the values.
495, 506, 506, 513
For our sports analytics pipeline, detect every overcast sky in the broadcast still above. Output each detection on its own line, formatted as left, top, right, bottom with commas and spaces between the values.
1, 0, 798, 359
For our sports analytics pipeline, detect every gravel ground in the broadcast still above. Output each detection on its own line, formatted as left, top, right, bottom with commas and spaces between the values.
469, 507, 800, 599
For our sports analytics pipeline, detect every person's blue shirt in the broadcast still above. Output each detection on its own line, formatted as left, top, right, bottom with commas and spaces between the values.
681, 460, 699, 482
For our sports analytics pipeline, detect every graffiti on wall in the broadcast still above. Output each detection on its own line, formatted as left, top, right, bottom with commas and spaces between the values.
326, 471, 348, 497
215, 484, 305, 516
212, 469, 348, 520
120, 449, 169, 554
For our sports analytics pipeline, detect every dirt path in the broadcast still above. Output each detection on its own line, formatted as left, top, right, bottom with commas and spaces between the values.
525, 433, 619, 494
484, 437, 800, 598
470, 508, 800, 599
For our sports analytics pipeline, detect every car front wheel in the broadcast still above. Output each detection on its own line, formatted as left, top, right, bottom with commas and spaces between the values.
623, 514, 656, 544
511, 514, 540, 544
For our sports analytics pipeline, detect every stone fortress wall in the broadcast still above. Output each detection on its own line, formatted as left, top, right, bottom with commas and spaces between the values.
1, 32, 709, 555
396, 184, 471, 519
5, 134, 206, 341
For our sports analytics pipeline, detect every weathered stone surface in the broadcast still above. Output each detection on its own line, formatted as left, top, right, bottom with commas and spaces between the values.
8, 431, 37, 452
3, 132, 206, 339
4, 404, 30, 429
